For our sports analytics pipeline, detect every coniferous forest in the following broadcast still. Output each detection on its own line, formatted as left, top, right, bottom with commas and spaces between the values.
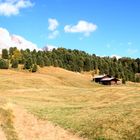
0, 47, 140, 82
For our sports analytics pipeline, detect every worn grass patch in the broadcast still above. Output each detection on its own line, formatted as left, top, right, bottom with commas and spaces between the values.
0, 107, 19, 140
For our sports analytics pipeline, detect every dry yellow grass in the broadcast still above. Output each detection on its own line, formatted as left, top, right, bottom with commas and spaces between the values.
0, 66, 140, 140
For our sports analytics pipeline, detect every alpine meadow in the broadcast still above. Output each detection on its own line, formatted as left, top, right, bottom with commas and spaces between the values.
0, 0, 140, 140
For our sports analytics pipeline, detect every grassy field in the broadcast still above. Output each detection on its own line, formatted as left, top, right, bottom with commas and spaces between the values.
0, 67, 140, 140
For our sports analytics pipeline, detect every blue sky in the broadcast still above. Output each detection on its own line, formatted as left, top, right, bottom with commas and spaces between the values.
0, 0, 140, 58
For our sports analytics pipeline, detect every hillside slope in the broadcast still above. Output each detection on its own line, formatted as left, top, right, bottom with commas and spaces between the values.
0, 66, 96, 90
0, 67, 140, 140
38, 67, 95, 88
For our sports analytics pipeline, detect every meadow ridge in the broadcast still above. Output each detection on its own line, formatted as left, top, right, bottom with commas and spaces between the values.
0, 67, 140, 140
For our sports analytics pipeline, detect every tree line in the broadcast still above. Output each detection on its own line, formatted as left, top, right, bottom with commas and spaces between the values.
0, 47, 140, 82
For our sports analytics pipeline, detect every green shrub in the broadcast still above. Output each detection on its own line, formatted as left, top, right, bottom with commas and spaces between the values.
122, 79, 126, 84
0, 59, 9, 69
32, 64, 38, 72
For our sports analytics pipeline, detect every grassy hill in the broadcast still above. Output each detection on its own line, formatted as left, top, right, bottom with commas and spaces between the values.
0, 67, 140, 140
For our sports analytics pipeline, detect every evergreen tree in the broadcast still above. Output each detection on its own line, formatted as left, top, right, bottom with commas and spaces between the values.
53, 60, 59, 67
122, 78, 126, 84
24, 57, 33, 70
39, 59, 45, 67
84, 57, 91, 71
132, 62, 138, 73
0, 46, 140, 80
0, 59, 9, 69
32, 64, 38, 72
37, 56, 44, 67
9, 47, 17, 58
44, 56, 51, 66
77, 59, 84, 72
57, 59, 63, 68
11, 59, 18, 68
2, 49, 9, 59
103, 62, 109, 74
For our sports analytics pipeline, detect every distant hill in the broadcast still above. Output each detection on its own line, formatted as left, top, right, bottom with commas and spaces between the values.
0, 34, 140, 83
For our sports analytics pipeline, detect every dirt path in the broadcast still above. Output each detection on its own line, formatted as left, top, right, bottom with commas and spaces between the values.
0, 127, 6, 140
11, 104, 84, 140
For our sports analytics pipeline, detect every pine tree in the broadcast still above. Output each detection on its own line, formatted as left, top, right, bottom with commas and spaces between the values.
32, 64, 38, 72
122, 78, 126, 84
53, 60, 59, 67
0, 59, 9, 69
37, 56, 44, 67
2, 49, 9, 59
39, 59, 45, 67
9, 47, 17, 58
24, 57, 33, 70
11, 59, 18, 68
84, 57, 91, 71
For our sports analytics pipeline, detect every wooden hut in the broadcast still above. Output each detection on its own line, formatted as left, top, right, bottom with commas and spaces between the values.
100, 77, 119, 85
93, 75, 111, 83
93, 75, 119, 85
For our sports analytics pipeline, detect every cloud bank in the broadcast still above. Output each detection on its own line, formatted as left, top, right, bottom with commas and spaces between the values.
0, 0, 33, 16
110, 54, 121, 59
48, 30, 59, 39
64, 20, 97, 36
48, 18, 59, 39
0, 27, 39, 52
43, 44, 57, 51
48, 18, 59, 31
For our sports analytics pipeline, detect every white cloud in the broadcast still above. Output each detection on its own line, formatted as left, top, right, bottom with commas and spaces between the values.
48, 18, 59, 31
48, 30, 59, 39
0, 0, 33, 16
64, 20, 97, 36
0, 27, 40, 52
43, 44, 57, 51
110, 54, 121, 59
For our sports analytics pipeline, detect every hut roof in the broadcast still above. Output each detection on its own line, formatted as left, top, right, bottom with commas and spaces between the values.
101, 77, 119, 81
93, 75, 106, 78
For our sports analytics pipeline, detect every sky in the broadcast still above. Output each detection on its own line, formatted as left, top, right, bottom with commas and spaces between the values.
0, 0, 140, 58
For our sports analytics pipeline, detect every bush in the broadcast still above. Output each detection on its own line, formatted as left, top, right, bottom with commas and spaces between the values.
0, 59, 9, 69
32, 64, 38, 72
122, 79, 126, 84
11, 59, 18, 68
135, 77, 140, 82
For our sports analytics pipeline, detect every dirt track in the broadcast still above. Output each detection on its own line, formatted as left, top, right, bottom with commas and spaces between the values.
11, 104, 84, 140
0, 127, 6, 140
